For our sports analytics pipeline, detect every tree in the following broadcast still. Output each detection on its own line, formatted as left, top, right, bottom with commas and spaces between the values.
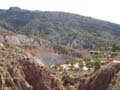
112, 43, 120, 52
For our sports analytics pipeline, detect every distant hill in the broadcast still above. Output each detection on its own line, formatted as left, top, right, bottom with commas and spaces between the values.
0, 7, 120, 49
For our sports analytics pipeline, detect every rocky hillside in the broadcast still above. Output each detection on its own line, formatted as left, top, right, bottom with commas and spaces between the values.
79, 61, 120, 90
0, 7, 120, 49
0, 7, 120, 90
0, 30, 85, 67
0, 43, 64, 90
0, 41, 120, 90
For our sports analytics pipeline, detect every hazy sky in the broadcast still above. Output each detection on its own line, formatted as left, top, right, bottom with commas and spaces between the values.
0, 0, 120, 24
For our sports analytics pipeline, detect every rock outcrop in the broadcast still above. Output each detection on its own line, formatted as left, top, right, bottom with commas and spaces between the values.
0, 43, 64, 90
79, 61, 120, 90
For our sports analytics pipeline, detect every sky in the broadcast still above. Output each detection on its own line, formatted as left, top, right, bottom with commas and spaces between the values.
0, 0, 120, 24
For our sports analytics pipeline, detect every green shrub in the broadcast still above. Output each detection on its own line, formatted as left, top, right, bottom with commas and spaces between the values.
112, 43, 120, 52
92, 58, 101, 70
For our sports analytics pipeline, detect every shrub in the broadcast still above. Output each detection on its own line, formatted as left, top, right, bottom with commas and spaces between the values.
93, 58, 101, 70
112, 43, 120, 52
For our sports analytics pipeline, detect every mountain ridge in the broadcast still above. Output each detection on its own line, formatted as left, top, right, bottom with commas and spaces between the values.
0, 7, 120, 49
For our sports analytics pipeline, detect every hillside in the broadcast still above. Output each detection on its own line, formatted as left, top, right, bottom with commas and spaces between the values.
0, 43, 64, 90
0, 7, 120, 90
0, 7, 120, 49
79, 61, 120, 90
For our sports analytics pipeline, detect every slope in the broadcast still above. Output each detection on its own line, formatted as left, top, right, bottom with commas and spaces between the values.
0, 7, 120, 49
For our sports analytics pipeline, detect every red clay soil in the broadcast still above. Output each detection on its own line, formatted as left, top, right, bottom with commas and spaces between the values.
0, 35, 4, 43
19, 59, 64, 90
79, 61, 120, 90
0, 43, 64, 90
1, 59, 64, 90
21, 45, 55, 58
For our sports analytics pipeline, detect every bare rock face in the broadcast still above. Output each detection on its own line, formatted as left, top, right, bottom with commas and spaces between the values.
79, 61, 120, 90
19, 60, 64, 90
0, 43, 64, 90
0, 32, 49, 46
8, 7, 21, 12
5, 35, 40, 46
